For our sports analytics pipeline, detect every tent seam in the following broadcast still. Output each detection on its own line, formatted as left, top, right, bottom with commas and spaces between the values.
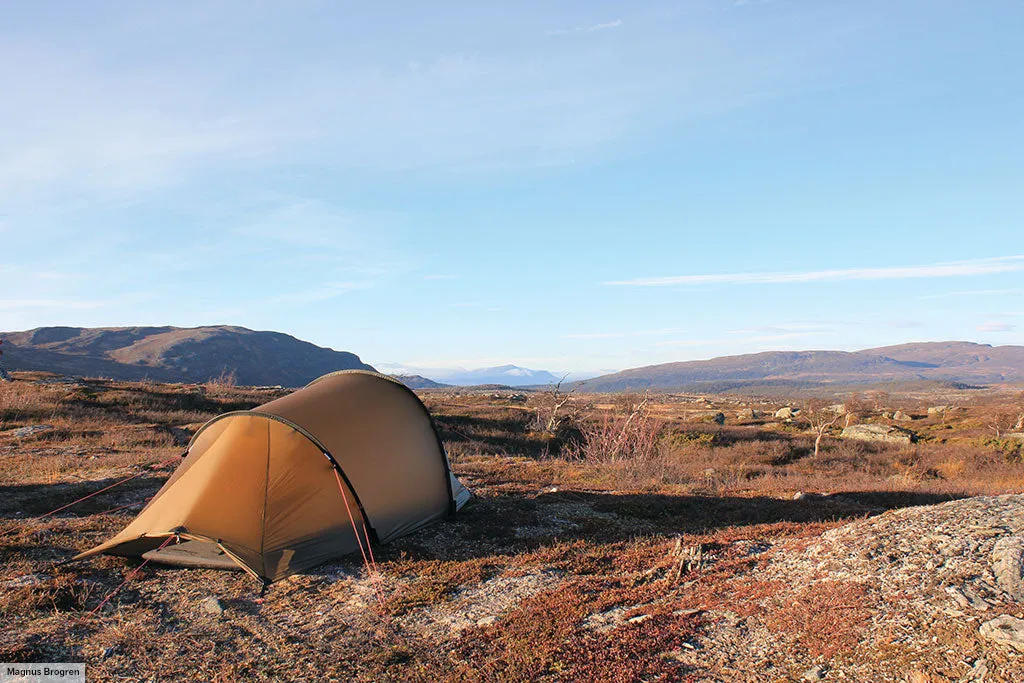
305, 369, 458, 516
260, 418, 271, 580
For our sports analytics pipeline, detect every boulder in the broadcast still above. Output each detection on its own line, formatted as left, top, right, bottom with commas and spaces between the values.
711, 412, 726, 425
775, 407, 795, 419
927, 405, 949, 416
736, 408, 759, 420
840, 423, 915, 445
892, 410, 913, 422
828, 404, 848, 414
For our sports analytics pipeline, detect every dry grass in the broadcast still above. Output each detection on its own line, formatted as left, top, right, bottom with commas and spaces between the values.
1, 375, 1023, 680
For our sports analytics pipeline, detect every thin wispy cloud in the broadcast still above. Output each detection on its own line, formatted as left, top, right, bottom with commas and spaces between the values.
918, 288, 1023, 300
977, 321, 1015, 333
0, 298, 107, 311
605, 256, 1024, 287
262, 282, 373, 306
563, 327, 683, 340
547, 19, 623, 36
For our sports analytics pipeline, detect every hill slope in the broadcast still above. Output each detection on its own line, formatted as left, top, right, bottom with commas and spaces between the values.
579, 342, 1024, 392
2, 326, 374, 387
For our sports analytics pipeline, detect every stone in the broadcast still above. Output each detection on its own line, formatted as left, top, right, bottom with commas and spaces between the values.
840, 423, 915, 444
1, 573, 50, 589
892, 410, 913, 422
793, 491, 808, 501
1003, 432, 1024, 441
992, 536, 1024, 601
628, 614, 652, 625
737, 408, 759, 420
926, 406, 949, 416
828, 404, 847, 414
5, 424, 54, 438
801, 664, 827, 681
200, 596, 224, 616
979, 615, 1024, 652
477, 615, 498, 627
775, 407, 795, 419
711, 412, 726, 425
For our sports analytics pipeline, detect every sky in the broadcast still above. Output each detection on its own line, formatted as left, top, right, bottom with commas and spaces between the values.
2, 1, 1023, 376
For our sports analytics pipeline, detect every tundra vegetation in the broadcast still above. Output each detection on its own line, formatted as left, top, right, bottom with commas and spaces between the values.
1, 373, 1023, 681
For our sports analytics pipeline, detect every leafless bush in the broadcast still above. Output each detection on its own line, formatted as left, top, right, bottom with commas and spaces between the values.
204, 369, 238, 391
565, 393, 663, 463
531, 374, 580, 434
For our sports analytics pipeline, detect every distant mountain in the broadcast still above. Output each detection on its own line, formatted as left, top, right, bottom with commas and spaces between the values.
378, 363, 563, 387
390, 374, 449, 389
578, 342, 1024, 392
452, 365, 561, 387
2, 325, 374, 387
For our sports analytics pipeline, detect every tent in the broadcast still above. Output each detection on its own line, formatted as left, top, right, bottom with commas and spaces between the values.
76, 370, 471, 583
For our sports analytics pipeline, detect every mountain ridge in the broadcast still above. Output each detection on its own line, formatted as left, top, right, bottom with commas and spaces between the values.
2, 325, 374, 387
576, 342, 1024, 392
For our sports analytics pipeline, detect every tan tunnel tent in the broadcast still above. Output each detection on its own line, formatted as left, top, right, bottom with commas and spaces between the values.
76, 370, 471, 582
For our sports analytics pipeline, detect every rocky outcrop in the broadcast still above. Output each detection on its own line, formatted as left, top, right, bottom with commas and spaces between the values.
840, 423, 916, 444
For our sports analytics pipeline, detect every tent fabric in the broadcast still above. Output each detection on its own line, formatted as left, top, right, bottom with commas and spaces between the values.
76, 370, 470, 582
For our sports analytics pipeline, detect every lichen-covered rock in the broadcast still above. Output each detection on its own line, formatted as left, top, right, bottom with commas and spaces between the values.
979, 615, 1024, 652
992, 536, 1024, 601
840, 423, 915, 444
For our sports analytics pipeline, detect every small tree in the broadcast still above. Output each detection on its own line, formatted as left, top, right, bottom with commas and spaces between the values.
805, 400, 844, 458
533, 374, 578, 435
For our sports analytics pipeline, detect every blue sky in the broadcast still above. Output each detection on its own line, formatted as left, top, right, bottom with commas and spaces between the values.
2, 1, 1022, 375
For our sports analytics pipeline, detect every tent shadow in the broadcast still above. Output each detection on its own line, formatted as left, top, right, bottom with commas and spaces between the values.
377, 488, 967, 563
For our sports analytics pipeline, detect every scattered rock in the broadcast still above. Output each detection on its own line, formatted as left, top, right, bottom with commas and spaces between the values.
775, 407, 795, 419
711, 412, 726, 425
883, 412, 893, 419
926, 406, 949, 416
840, 423, 916, 444
893, 410, 913, 422
801, 663, 828, 681
1003, 432, 1024, 441
736, 408, 760, 420
992, 536, 1024, 601
628, 614, 652, 625
1, 573, 50, 589
476, 615, 498, 627
200, 596, 224, 616
793, 491, 810, 501
828, 404, 847, 414
945, 585, 990, 611
5, 424, 54, 438
979, 615, 1024, 652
